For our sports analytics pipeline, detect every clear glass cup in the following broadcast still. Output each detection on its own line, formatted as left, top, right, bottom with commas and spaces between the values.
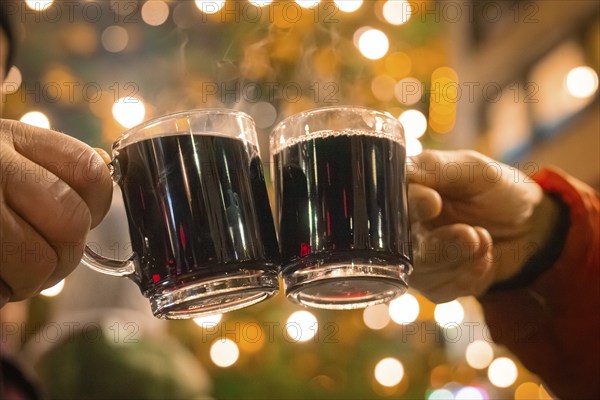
82, 109, 280, 319
270, 106, 412, 310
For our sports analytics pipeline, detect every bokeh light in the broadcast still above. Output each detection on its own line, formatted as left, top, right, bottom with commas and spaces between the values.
399, 109, 427, 138
25, 0, 54, 11
382, 0, 412, 25
465, 340, 494, 370
434, 300, 464, 326
210, 338, 240, 367
428, 389, 454, 400
371, 75, 396, 102
40, 279, 65, 297
565, 66, 599, 98
487, 357, 518, 388
374, 357, 404, 387
286, 311, 318, 342
1, 66, 22, 94
295, 0, 320, 8
514, 382, 540, 400
363, 303, 391, 330
101, 26, 129, 53
455, 386, 484, 400
395, 77, 423, 105
357, 29, 389, 60
112, 96, 146, 128
388, 293, 420, 324
195, 0, 225, 14
334, 0, 363, 13
141, 0, 170, 26
406, 137, 423, 157
249, 102, 278, 128
20, 111, 50, 129
193, 313, 223, 328
249, 0, 273, 6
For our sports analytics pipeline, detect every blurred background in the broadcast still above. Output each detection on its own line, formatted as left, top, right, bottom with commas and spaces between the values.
1, 0, 598, 399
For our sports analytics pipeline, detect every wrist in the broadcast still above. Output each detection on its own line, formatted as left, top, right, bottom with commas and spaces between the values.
489, 193, 570, 291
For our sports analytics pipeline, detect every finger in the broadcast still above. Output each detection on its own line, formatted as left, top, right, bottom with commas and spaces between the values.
408, 183, 442, 223
3, 120, 113, 227
0, 201, 58, 301
411, 224, 491, 302
452, 226, 495, 297
407, 149, 497, 198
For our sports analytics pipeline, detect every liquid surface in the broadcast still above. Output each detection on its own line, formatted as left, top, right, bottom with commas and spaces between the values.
273, 131, 411, 272
116, 134, 279, 294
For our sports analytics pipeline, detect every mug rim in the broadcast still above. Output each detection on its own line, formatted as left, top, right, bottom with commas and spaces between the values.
269, 105, 403, 151
113, 108, 255, 151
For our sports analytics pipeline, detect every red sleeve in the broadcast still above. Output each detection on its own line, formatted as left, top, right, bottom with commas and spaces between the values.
479, 167, 600, 399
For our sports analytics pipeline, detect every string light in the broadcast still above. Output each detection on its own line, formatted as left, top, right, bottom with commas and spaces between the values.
565, 66, 599, 99
249, 0, 273, 6
295, 0, 320, 9
1, 66, 22, 94
286, 311, 318, 342
141, 0, 170, 26
465, 340, 494, 370
20, 111, 50, 129
25, 0, 54, 11
193, 313, 223, 328
112, 96, 146, 128
195, 0, 225, 14
434, 300, 464, 326
399, 109, 427, 138
101, 26, 129, 53
514, 382, 540, 400
210, 338, 240, 367
406, 137, 423, 157
357, 28, 389, 60
388, 293, 420, 324
455, 386, 484, 400
374, 357, 404, 387
382, 0, 412, 25
395, 77, 423, 105
363, 303, 391, 330
428, 389, 454, 400
334, 0, 363, 13
40, 279, 65, 297
487, 357, 518, 388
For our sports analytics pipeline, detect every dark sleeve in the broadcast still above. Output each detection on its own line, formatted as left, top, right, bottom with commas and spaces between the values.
479, 168, 600, 399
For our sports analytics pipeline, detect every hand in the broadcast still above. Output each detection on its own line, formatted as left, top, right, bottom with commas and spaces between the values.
0, 119, 113, 306
407, 150, 560, 303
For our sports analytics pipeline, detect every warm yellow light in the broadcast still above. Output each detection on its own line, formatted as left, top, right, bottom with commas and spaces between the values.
428, 389, 454, 400
40, 279, 65, 297
434, 300, 464, 326
1, 66, 22, 94
286, 311, 318, 342
295, 0, 320, 8
465, 340, 494, 370
374, 357, 404, 387
249, 0, 273, 6
565, 66, 599, 99
209, 338, 239, 367
363, 303, 390, 330
371, 75, 396, 102
25, 0, 53, 11
406, 137, 423, 157
357, 29, 389, 60
112, 96, 146, 128
395, 77, 422, 105
195, 0, 225, 14
389, 293, 420, 324
514, 382, 540, 400
455, 387, 484, 400
193, 313, 223, 328
334, 0, 362, 13
487, 357, 518, 388
141, 0, 170, 26
20, 111, 50, 129
399, 109, 427, 138
101, 26, 129, 53
383, 0, 412, 25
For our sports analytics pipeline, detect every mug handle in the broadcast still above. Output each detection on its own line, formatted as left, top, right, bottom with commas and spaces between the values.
80, 158, 136, 277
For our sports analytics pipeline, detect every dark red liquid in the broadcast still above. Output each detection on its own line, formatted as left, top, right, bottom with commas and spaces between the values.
115, 134, 279, 295
272, 133, 411, 274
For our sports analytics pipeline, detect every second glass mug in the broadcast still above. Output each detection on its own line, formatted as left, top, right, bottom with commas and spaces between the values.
270, 106, 413, 310
82, 109, 280, 319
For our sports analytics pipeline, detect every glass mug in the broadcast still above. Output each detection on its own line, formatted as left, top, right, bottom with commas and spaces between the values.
270, 106, 412, 310
82, 110, 280, 319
